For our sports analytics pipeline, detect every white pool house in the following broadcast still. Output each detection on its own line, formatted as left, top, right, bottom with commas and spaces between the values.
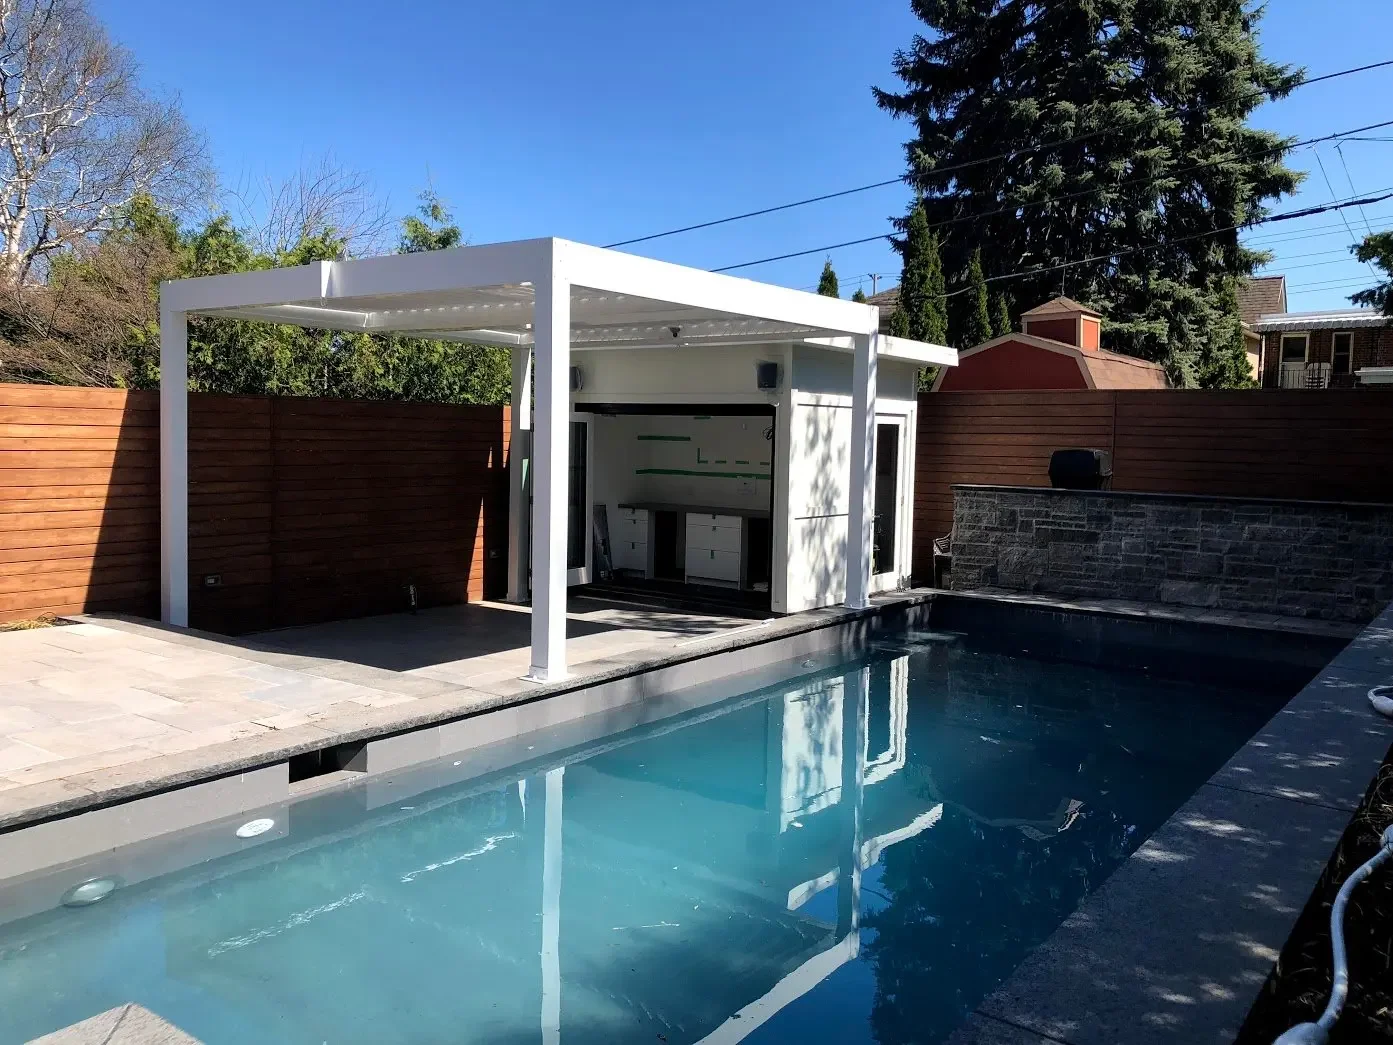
158, 238, 956, 681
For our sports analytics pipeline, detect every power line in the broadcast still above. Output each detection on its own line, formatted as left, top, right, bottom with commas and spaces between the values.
603, 58, 1393, 251
1312, 146, 1380, 279
712, 119, 1393, 273
933, 190, 1393, 300
1335, 142, 1376, 236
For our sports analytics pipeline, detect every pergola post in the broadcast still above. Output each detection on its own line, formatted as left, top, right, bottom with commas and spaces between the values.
528, 255, 571, 681
845, 332, 877, 609
507, 346, 533, 603
160, 305, 189, 627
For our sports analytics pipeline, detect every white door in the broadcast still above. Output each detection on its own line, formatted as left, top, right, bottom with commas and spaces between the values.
870, 417, 909, 592
565, 415, 593, 586
526, 414, 594, 593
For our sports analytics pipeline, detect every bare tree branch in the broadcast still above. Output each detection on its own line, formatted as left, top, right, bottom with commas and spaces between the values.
0, 0, 212, 285
230, 152, 393, 259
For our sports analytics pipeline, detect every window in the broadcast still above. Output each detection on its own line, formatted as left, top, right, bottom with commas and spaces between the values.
1332, 331, 1353, 375
1280, 334, 1308, 363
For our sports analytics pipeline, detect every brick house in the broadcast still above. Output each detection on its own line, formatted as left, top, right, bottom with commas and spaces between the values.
1250, 307, 1393, 388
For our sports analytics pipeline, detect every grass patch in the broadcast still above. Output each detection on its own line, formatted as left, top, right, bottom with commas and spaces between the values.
0, 614, 63, 632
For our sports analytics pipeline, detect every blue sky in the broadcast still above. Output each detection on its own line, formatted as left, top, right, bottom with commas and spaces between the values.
99, 0, 1393, 311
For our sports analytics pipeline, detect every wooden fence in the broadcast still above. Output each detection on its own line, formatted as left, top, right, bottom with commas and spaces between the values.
7, 383, 1392, 629
914, 390, 1393, 578
0, 384, 509, 631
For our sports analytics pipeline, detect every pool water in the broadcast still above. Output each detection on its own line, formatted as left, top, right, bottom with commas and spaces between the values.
0, 633, 1294, 1045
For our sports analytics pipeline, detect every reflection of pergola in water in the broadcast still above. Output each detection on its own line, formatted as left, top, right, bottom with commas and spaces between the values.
146, 656, 949, 1042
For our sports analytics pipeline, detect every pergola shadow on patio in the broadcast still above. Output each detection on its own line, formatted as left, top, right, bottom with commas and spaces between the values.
244, 596, 759, 679
159, 238, 953, 682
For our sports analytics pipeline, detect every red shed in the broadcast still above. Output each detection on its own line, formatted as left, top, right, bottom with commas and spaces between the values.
930, 296, 1169, 391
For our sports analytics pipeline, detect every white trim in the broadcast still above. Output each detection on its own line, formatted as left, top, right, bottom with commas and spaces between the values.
565, 412, 594, 587
507, 347, 532, 603
868, 415, 909, 594
929, 331, 1096, 391
563, 240, 878, 336
1331, 330, 1355, 378
1279, 331, 1310, 364
844, 333, 877, 610
802, 333, 957, 367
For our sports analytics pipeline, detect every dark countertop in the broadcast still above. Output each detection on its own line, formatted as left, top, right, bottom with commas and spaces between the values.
619, 501, 771, 520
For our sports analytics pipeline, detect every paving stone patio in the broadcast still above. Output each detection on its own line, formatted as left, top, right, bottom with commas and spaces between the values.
0, 597, 753, 795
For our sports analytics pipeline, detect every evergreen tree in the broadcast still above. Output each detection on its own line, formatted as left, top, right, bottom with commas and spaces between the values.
958, 248, 993, 348
1195, 278, 1255, 388
875, 0, 1301, 385
894, 202, 948, 343
1351, 232, 1393, 315
817, 259, 840, 297
851, 287, 868, 303
992, 292, 1013, 337
399, 190, 463, 253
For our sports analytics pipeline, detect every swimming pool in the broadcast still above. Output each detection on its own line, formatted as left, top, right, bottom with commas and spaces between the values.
0, 626, 1306, 1044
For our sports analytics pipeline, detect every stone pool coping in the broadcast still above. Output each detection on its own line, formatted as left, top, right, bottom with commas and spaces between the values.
948, 587, 1362, 641
948, 598, 1393, 1045
0, 591, 931, 835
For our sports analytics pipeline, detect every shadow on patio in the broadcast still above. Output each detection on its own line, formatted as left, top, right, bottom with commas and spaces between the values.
236, 595, 759, 676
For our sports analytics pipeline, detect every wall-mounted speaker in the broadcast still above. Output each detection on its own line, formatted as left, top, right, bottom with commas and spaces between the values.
755, 361, 780, 390
570, 366, 585, 391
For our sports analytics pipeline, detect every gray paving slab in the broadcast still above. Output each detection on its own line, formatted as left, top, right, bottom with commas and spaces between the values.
977, 783, 1348, 1045
1210, 676, 1393, 810
27, 1003, 202, 1044
0, 593, 926, 833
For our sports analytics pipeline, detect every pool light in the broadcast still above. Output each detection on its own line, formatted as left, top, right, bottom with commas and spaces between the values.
61, 877, 118, 907
236, 818, 276, 839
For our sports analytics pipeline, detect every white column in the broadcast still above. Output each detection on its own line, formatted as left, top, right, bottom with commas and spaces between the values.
844, 332, 877, 609
836, 666, 867, 939
527, 257, 570, 681
507, 346, 533, 603
541, 766, 564, 1045
160, 305, 189, 627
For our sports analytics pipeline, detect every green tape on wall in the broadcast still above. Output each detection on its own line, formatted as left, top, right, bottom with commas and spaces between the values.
635, 468, 772, 480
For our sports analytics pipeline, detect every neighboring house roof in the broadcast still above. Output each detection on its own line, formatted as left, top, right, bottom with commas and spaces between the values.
866, 286, 900, 334
1251, 307, 1393, 332
930, 332, 1168, 391
1021, 295, 1101, 318
865, 286, 899, 309
1237, 275, 1286, 327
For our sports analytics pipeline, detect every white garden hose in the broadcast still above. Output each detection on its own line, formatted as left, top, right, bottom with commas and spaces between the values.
1273, 684, 1393, 1044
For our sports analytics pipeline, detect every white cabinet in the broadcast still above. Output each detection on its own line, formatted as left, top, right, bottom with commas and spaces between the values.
686, 514, 743, 584
612, 539, 647, 572
611, 507, 648, 573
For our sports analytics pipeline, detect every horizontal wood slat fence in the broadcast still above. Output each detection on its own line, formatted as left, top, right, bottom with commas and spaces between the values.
914, 390, 1393, 580
6, 384, 1390, 630
0, 384, 509, 631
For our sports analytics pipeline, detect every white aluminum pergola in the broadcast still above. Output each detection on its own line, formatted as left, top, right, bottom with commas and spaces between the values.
159, 237, 939, 681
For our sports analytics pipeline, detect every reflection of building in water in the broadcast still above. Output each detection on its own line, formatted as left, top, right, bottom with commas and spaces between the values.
142, 655, 943, 1045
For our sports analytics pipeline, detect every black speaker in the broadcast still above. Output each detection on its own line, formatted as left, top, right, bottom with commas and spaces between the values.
570, 366, 584, 391
755, 361, 780, 390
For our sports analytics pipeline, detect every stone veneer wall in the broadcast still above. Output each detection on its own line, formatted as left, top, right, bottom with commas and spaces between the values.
949, 485, 1393, 622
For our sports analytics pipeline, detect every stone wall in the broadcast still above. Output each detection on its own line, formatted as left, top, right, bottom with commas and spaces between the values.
949, 485, 1393, 622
